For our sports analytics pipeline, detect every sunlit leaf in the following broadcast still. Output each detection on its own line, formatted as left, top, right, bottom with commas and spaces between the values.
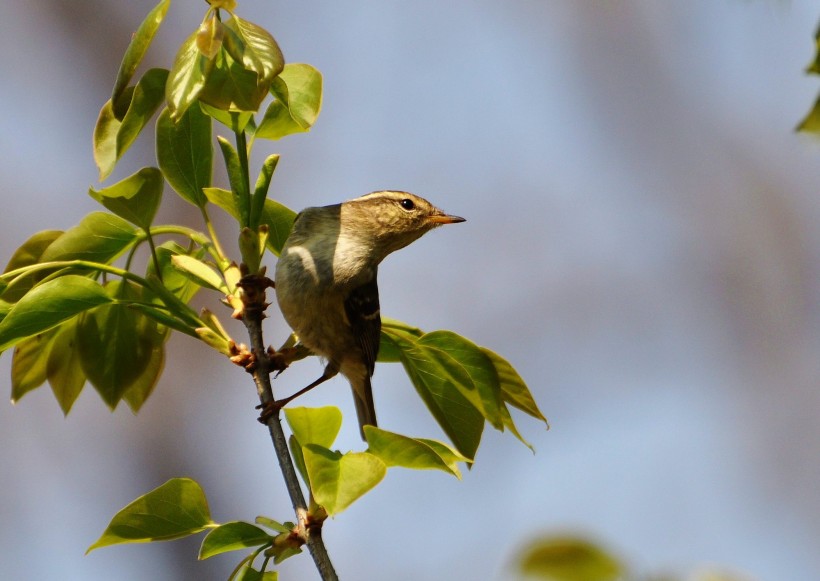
250, 154, 279, 230
93, 100, 121, 182
111, 0, 170, 106
166, 29, 215, 120
10, 330, 55, 402
87, 478, 212, 552
364, 426, 468, 478
255, 517, 290, 534
203, 188, 295, 255
199, 48, 269, 113
256, 64, 323, 140
146, 242, 206, 304
196, 14, 224, 60
0, 275, 112, 353
40, 212, 138, 265
1, 230, 62, 302
46, 321, 87, 415
156, 105, 212, 207
89, 167, 163, 230
302, 445, 386, 515
200, 103, 254, 132
198, 522, 271, 560
284, 406, 342, 449
383, 328, 484, 459
518, 536, 623, 581
217, 136, 250, 227
482, 347, 547, 425
224, 15, 284, 84
96, 69, 169, 181
378, 318, 423, 363
170, 255, 227, 293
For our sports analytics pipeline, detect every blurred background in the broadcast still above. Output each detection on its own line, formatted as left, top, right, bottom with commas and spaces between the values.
2, 1, 819, 579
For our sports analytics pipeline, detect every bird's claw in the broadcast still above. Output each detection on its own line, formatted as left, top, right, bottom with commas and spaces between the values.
256, 400, 281, 424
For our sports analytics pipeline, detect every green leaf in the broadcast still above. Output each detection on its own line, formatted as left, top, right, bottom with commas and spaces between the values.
128, 303, 198, 339
77, 281, 163, 409
170, 255, 227, 293
89, 167, 163, 230
255, 516, 291, 534
166, 29, 215, 120
142, 274, 204, 330
199, 47, 269, 113
47, 321, 87, 415
0, 275, 112, 353
147, 242, 205, 304
364, 426, 469, 478
284, 406, 342, 449
482, 347, 547, 426
196, 14, 224, 60
223, 15, 284, 85
10, 330, 55, 402
237, 567, 279, 581
259, 199, 296, 256
115, 69, 169, 165
121, 323, 166, 413
1, 230, 63, 302
256, 64, 323, 140
200, 104, 255, 132
288, 434, 310, 491
419, 331, 504, 428
96, 69, 170, 180
93, 100, 121, 182
238, 226, 264, 274
383, 327, 485, 460
302, 445, 386, 515
111, 0, 170, 106
797, 95, 820, 135
203, 187, 295, 256
199, 522, 271, 560
40, 212, 138, 265
518, 536, 623, 581
156, 105, 213, 207
87, 478, 212, 552
378, 318, 423, 362
217, 136, 250, 227
250, 154, 279, 230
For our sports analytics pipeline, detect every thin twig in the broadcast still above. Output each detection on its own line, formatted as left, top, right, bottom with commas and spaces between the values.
238, 273, 339, 581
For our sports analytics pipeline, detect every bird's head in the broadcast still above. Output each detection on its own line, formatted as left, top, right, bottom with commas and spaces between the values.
342, 191, 465, 257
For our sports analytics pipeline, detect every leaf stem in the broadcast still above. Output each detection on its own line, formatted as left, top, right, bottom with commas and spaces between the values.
198, 205, 228, 263
144, 228, 163, 282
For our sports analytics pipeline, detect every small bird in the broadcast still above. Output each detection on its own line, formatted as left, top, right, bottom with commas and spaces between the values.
274, 191, 465, 438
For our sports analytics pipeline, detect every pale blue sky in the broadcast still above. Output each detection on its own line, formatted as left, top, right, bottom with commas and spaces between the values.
2, 2, 820, 580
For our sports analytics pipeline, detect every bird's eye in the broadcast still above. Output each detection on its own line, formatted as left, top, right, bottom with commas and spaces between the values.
400, 198, 415, 211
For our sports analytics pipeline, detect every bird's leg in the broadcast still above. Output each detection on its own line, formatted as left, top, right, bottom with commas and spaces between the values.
257, 366, 337, 423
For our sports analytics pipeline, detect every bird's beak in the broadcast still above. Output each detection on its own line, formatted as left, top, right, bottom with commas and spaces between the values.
427, 213, 466, 225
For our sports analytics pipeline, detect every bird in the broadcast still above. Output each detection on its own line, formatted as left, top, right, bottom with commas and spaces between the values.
274, 190, 465, 438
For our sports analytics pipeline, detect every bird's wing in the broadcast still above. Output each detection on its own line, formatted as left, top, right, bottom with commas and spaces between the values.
344, 276, 381, 377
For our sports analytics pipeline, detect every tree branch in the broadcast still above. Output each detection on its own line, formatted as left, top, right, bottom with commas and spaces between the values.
237, 273, 339, 581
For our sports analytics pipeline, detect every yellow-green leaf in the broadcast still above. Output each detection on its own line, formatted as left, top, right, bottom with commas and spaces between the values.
284, 406, 342, 449
199, 522, 271, 560
302, 445, 386, 515
518, 536, 623, 581
0, 276, 112, 353
88, 478, 212, 552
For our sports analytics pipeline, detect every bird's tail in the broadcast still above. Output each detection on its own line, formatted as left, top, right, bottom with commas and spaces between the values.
353, 376, 377, 440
